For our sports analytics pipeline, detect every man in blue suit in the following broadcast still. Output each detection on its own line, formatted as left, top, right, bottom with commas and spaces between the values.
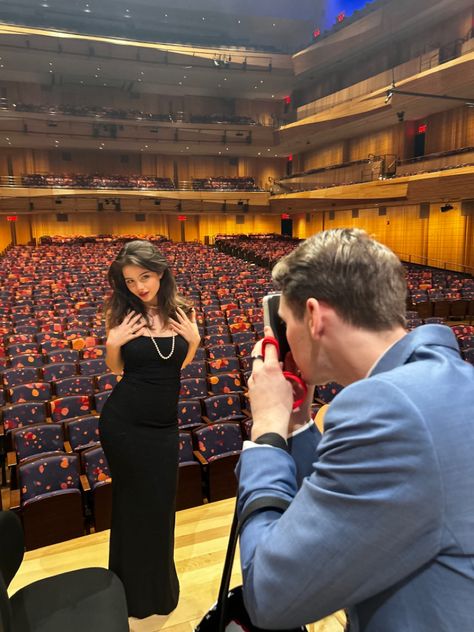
236, 228, 474, 631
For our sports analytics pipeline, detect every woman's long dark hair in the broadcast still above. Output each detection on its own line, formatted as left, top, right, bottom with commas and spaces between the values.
105, 240, 191, 329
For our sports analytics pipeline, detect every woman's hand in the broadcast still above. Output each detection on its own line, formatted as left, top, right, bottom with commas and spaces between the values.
106, 311, 147, 348
169, 307, 200, 346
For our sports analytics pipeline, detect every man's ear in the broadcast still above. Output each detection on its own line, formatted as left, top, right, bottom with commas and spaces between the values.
306, 298, 322, 339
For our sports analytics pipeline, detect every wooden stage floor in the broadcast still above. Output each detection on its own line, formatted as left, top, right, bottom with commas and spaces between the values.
9, 497, 345, 632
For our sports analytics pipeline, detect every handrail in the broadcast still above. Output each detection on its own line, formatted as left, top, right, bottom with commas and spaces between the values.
396, 252, 474, 276
398, 146, 474, 166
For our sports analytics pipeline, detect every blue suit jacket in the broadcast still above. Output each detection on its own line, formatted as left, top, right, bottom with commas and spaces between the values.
236, 325, 474, 631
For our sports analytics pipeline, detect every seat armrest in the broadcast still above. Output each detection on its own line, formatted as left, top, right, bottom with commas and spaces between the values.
80, 474, 91, 492
6, 451, 17, 467
193, 451, 208, 466
64, 441, 73, 453
201, 415, 212, 424
10, 489, 20, 510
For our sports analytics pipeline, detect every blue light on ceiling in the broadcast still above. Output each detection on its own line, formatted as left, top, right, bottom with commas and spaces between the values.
322, 0, 374, 30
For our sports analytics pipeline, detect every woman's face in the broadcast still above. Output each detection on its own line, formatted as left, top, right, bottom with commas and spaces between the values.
122, 264, 163, 307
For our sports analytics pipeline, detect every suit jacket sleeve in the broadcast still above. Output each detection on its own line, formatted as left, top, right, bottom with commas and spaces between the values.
236, 378, 443, 629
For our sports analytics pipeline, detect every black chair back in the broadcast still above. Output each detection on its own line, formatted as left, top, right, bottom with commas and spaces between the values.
0, 511, 24, 589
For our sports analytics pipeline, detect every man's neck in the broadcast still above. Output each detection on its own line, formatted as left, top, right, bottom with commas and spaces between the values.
329, 325, 407, 386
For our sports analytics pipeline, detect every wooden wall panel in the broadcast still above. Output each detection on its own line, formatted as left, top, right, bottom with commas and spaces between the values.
197, 213, 280, 242
293, 212, 326, 240
425, 203, 467, 268
302, 143, 345, 170
293, 214, 307, 239
15, 216, 33, 244
140, 154, 175, 178
234, 99, 282, 127
464, 215, 474, 270
424, 107, 474, 154
174, 157, 238, 183
322, 205, 427, 261
47, 150, 142, 175
238, 158, 286, 189
0, 220, 12, 251
28, 213, 169, 242
348, 126, 403, 161
182, 216, 199, 242
383, 206, 427, 262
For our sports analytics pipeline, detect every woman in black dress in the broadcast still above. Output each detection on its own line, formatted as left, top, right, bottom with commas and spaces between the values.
99, 240, 200, 618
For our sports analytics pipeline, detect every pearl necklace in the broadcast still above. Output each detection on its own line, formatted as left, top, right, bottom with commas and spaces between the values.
147, 328, 175, 360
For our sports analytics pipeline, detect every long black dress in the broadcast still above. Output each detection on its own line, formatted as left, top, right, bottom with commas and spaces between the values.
99, 333, 187, 618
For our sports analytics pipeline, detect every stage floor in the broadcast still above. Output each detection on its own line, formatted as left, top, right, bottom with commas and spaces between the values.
9, 497, 345, 632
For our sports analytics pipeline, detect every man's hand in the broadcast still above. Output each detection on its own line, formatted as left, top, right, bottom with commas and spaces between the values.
249, 326, 293, 440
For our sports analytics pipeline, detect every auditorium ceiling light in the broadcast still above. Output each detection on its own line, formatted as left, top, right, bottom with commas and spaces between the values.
84, 4, 91, 13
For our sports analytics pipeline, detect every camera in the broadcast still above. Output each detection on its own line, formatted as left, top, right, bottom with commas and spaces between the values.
262, 292, 290, 362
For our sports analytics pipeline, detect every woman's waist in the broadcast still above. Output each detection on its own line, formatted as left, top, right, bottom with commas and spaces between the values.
122, 371, 180, 386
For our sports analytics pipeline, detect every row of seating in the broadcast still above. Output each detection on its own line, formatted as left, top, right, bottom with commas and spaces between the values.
6, 102, 259, 126
5, 412, 246, 549
18, 174, 263, 191
189, 114, 258, 125
191, 176, 260, 191
20, 174, 175, 189
8, 101, 175, 122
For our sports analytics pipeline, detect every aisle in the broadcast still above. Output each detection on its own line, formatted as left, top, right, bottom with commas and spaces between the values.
9, 498, 345, 632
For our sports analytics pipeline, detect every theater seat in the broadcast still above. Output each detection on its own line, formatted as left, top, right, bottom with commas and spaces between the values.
0, 510, 129, 631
